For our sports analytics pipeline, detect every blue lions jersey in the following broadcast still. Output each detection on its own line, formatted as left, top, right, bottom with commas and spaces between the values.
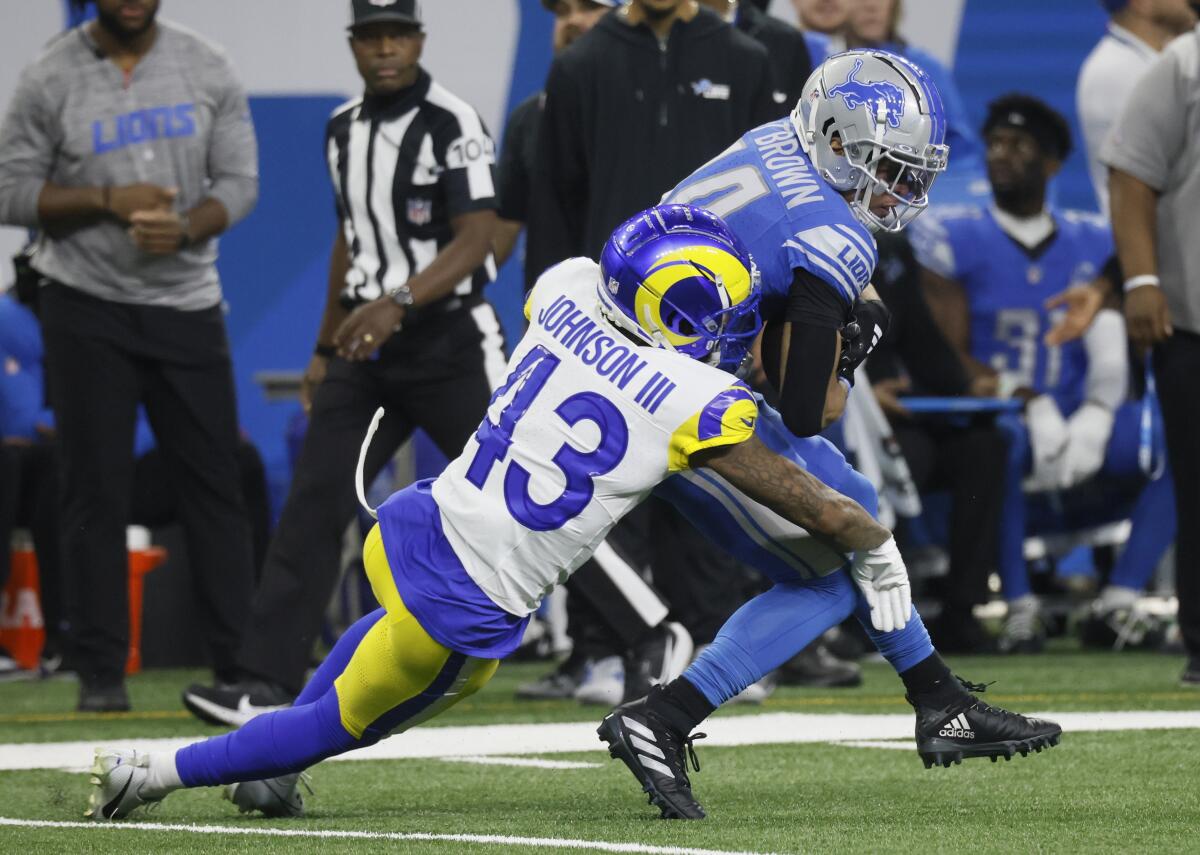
910, 205, 1112, 416
663, 118, 877, 322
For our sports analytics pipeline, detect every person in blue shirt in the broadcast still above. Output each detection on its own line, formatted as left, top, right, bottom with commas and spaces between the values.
911, 93, 1175, 653
0, 287, 63, 674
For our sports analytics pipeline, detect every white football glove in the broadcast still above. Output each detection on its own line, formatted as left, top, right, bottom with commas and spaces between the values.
851, 536, 912, 633
1058, 402, 1114, 489
1024, 394, 1069, 491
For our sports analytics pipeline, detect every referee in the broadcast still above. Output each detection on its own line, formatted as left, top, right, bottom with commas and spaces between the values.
184, 0, 506, 723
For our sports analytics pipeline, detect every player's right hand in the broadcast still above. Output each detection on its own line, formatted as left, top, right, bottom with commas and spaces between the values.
107, 184, 177, 223
1125, 284, 1173, 353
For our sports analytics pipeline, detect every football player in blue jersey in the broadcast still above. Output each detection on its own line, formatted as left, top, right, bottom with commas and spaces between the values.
910, 94, 1175, 653
83, 204, 926, 821
599, 54, 1060, 821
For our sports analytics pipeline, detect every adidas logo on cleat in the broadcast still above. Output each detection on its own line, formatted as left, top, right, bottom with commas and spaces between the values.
937, 713, 974, 740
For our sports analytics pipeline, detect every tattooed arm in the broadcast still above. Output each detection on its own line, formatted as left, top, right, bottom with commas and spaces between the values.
692, 434, 890, 555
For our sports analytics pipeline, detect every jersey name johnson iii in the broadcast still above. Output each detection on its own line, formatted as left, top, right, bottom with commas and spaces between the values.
432, 258, 759, 615
663, 118, 878, 318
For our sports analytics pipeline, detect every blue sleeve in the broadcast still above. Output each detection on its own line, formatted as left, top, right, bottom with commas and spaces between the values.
785, 221, 878, 306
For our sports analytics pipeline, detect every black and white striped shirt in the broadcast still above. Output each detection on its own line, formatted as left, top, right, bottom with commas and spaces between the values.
325, 68, 498, 309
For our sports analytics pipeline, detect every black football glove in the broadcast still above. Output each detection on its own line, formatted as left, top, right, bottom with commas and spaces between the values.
838, 298, 891, 385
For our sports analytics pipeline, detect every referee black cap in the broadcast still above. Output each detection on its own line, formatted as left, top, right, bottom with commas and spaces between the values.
982, 93, 1072, 162
349, 0, 423, 31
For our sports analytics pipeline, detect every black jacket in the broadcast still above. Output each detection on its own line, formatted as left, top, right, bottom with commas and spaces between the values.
526, 8, 777, 290
736, 1, 813, 114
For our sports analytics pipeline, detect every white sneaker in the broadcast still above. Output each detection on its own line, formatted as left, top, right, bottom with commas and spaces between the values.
225, 772, 311, 817
85, 749, 164, 820
573, 655, 625, 706
998, 594, 1045, 654
1091, 585, 1140, 615
728, 672, 778, 705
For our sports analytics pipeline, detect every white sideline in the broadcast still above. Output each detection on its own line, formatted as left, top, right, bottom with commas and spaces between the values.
0, 710, 1197, 772
0, 818, 782, 854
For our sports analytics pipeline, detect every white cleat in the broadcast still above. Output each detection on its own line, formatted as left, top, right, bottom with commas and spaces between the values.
224, 772, 311, 818
85, 749, 164, 820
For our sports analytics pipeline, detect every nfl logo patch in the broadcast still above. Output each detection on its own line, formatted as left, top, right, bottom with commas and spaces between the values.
407, 198, 432, 226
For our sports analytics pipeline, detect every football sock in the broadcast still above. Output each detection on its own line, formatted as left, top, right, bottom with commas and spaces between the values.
899, 652, 963, 707
683, 575, 856, 707
644, 680, 714, 738
176, 609, 387, 787
855, 597, 936, 674
141, 752, 183, 798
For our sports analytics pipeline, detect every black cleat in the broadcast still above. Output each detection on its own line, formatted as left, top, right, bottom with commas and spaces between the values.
910, 677, 1062, 769
597, 695, 707, 819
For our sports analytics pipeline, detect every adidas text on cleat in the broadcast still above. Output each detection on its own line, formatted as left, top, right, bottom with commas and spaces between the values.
597, 698, 706, 820
910, 678, 1062, 769
85, 749, 164, 820
225, 772, 311, 818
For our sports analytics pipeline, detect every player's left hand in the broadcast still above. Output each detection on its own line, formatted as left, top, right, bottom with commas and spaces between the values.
1044, 283, 1104, 346
128, 209, 188, 255
334, 298, 405, 362
838, 299, 891, 384
851, 536, 911, 633
1058, 402, 1113, 489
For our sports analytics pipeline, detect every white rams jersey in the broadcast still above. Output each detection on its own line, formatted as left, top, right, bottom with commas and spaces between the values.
432, 258, 759, 615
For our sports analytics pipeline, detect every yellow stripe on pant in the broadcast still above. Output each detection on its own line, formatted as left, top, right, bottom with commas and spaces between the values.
333, 524, 500, 740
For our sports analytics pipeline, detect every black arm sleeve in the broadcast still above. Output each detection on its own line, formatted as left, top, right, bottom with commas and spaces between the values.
761, 267, 849, 437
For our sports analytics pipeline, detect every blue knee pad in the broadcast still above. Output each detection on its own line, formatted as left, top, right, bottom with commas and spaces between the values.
685, 573, 856, 706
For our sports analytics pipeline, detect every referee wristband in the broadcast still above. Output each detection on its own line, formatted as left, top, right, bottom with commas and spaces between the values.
314, 343, 337, 358
1123, 274, 1160, 293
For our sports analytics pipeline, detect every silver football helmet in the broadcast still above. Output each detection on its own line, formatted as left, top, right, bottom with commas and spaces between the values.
791, 50, 950, 232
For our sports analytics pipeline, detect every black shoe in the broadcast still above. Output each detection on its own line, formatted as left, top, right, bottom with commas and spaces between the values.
927, 610, 997, 655
777, 641, 862, 688
516, 653, 588, 700
182, 679, 292, 726
597, 693, 707, 819
909, 677, 1061, 768
624, 622, 694, 702
1182, 658, 1200, 688
78, 681, 130, 713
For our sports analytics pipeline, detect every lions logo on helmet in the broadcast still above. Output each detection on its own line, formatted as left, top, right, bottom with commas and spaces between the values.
791, 50, 950, 232
597, 204, 762, 375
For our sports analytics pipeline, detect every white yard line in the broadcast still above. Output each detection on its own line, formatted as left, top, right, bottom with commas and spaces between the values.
0, 817, 780, 854
1, 710, 1197, 772
438, 756, 603, 769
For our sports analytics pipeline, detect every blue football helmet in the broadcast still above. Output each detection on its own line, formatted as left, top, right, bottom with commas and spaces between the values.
598, 204, 762, 374
791, 50, 950, 232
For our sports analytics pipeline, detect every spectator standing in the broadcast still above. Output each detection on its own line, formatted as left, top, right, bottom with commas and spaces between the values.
791, 0, 848, 61
696, 0, 814, 113
1077, 0, 1196, 215
842, 0, 981, 167
0, 0, 259, 711
183, 0, 507, 724
493, 0, 619, 268
1102, 23, 1200, 685
525, 0, 777, 288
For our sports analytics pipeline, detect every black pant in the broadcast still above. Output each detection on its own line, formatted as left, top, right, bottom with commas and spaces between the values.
130, 440, 272, 577
1153, 331, 1200, 658
40, 283, 254, 686
893, 418, 1008, 609
0, 441, 64, 644
238, 302, 504, 694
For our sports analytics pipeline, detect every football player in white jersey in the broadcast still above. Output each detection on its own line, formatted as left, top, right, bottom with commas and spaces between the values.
84, 204, 913, 821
